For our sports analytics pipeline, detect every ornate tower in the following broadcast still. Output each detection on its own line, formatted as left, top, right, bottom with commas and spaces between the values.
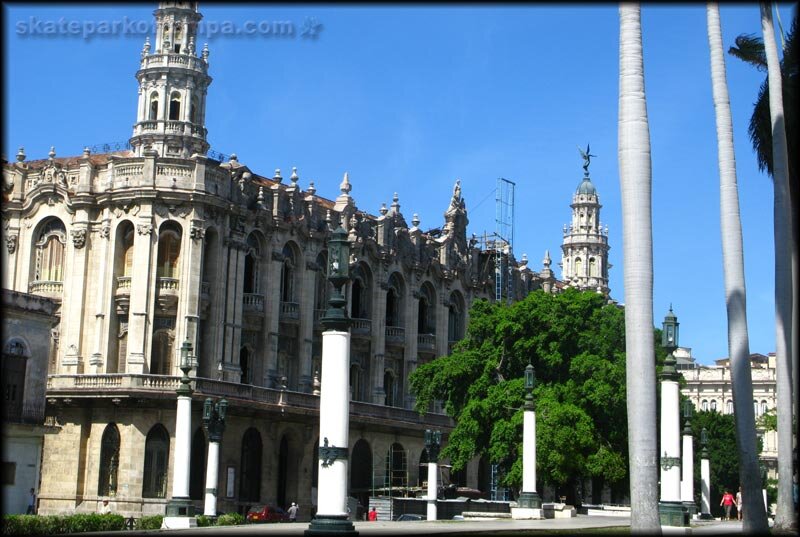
130, 2, 211, 158
559, 146, 610, 295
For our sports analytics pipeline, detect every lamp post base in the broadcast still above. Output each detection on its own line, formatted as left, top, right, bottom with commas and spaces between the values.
658, 501, 689, 527
305, 515, 358, 536
162, 497, 197, 528
517, 491, 542, 509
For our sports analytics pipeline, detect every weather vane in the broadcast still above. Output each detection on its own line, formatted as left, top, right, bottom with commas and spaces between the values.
578, 143, 596, 174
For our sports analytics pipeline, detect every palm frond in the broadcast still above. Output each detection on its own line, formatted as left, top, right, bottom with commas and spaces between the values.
728, 33, 768, 71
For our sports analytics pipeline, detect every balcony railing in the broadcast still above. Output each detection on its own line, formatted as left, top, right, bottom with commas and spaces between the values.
45, 374, 453, 428
280, 301, 300, 321
29, 280, 63, 297
417, 333, 436, 351
243, 293, 265, 313
351, 318, 372, 337
385, 326, 405, 346
157, 277, 180, 292
140, 53, 206, 71
116, 276, 131, 290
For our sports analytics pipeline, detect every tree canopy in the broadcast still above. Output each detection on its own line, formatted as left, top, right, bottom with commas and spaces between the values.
410, 288, 630, 497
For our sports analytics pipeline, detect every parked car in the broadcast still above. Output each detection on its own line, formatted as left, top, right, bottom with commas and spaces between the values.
246, 505, 290, 523
394, 513, 425, 521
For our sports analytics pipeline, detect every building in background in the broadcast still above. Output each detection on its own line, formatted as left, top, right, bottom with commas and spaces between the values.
1, 2, 611, 518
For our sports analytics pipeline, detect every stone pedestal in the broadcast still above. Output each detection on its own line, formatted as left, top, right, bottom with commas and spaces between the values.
511, 507, 543, 520
658, 501, 689, 527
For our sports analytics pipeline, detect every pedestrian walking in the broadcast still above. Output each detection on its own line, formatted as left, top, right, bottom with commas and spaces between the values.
735, 486, 743, 521
287, 502, 298, 522
368, 507, 378, 521
26, 488, 36, 515
720, 489, 735, 520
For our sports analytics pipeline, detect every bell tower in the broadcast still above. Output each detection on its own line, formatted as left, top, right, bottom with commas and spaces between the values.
130, 2, 211, 158
559, 146, 611, 295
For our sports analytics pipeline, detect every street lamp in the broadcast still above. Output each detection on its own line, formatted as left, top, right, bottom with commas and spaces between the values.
680, 400, 695, 515
306, 223, 357, 536
424, 430, 442, 521
164, 339, 196, 528
512, 363, 542, 519
658, 306, 686, 527
202, 397, 228, 517
699, 427, 713, 519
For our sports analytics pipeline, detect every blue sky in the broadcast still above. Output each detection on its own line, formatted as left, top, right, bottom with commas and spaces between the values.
4, 3, 795, 365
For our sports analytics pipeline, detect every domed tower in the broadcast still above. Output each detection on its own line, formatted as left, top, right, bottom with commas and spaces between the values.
559, 146, 610, 295
129, 2, 211, 158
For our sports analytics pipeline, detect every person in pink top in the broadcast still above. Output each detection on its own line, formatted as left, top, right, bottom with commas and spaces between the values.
720, 489, 735, 520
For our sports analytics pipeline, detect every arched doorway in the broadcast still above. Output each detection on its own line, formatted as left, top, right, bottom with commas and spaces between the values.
350, 439, 372, 512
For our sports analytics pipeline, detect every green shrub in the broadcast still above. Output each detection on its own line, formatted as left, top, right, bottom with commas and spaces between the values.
137, 515, 164, 530
217, 512, 245, 526
196, 514, 216, 527
2, 513, 125, 535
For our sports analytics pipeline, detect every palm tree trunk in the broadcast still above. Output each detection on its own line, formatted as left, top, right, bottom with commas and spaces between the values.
706, 4, 770, 533
618, 4, 660, 533
760, 2, 796, 531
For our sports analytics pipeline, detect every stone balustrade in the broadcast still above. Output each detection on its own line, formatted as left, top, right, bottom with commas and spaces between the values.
385, 326, 405, 345
351, 318, 372, 337
29, 280, 63, 297
140, 53, 206, 71
243, 293, 265, 313
280, 301, 300, 320
417, 333, 436, 351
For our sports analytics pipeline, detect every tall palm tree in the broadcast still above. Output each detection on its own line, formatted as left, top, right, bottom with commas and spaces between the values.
706, 4, 769, 533
618, 4, 660, 533
760, 3, 796, 531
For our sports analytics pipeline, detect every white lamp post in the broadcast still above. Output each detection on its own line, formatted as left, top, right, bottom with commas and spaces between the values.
658, 306, 688, 527
512, 363, 542, 519
305, 225, 358, 536
424, 430, 441, 521
699, 428, 713, 519
163, 339, 197, 529
680, 401, 696, 517
202, 397, 227, 517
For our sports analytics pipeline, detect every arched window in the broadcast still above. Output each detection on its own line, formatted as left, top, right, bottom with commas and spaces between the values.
169, 92, 181, 121
760, 400, 768, 416
189, 428, 206, 500
142, 424, 169, 498
190, 98, 198, 124
122, 228, 135, 277
384, 370, 395, 407
240, 428, 262, 502
243, 235, 260, 294
149, 92, 159, 121
3, 340, 28, 420
350, 363, 362, 401
418, 284, 436, 334
710, 399, 717, 412
701, 400, 708, 412
448, 292, 465, 342
574, 257, 583, 277
352, 278, 364, 318
726, 400, 733, 414
173, 25, 182, 53
385, 273, 404, 327
150, 329, 174, 375
34, 219, 66, 283
754, 400, 760, 417
280, 244, 295, 303
157, 224, 181, 279
385, 443, 407, 488
98, 424, 120, 497
589, 257, 598, 277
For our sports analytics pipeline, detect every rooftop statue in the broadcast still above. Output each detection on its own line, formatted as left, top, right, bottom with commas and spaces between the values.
578, 143, 596, 173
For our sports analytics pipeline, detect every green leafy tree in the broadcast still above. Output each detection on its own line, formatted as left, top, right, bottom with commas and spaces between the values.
410, 288, 629, 503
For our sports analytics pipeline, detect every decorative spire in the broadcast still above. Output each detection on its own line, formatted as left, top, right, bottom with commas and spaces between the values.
290, 166, 299, 185
229, 153, 238, 163
520, 253, 529, 268
141, 37, 151, 58
411, 214, 420, 228
391, 192, 400, 213
48, 146, 56, 161
82, 147, 91, 158
307, 181, 316, 196
202, 42, 209, 63
187, 36, 195, 55
379, 203, 388, 216
16, 147, 25, 162
543, 249, 551, 268
340, 172, 351, 195
273, 168, 282, 182
257, 186, 265, 207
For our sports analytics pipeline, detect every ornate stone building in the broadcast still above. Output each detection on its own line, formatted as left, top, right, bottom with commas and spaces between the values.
1, 2, 611, 519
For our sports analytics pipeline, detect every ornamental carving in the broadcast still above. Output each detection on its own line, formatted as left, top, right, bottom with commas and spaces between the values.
190, 223, 205, 241
99, 224, 111, 239
71, 229, 87, 249
137, 223, 153, 235
6, 234, 18, 254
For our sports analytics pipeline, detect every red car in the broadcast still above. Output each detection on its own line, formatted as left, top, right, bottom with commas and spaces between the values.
246, 504, 290, 523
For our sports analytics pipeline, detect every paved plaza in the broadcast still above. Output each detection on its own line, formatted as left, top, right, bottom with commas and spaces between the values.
108, 515, 763, 536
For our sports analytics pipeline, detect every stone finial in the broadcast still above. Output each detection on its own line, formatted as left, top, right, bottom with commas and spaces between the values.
290, 166, 299, 185
325, 209, 332, 224
48, 146, 56, 160
16, 147, 25, 162
141, 37, 150, 58
228, 153, 238, 163
340, 171, 351, 195
543, 249, 551, 267
604, 224, 609, 235
307, 181, 316, 196
82, 147, 91, 158
312, 370, 321, 395
391, 192, 400, 213
187, 36, 195, 55
411, 213, 420, 228
257, 186, 265, 205
520, 253, 528, 267
379, 203, 388, 216
273, 168, 282, 182
202, 43, 209, 62
563, 224, 568, 235
349, 213, 357, 230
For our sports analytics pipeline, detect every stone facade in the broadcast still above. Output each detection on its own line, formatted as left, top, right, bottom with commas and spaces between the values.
2, 289, 59, 514
2, 2, 612, 519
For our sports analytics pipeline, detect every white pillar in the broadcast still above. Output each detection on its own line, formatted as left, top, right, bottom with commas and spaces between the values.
523, 409, 537, 494
203, 441, 220, 516
681, 432, 694, 503
315, 330, 350, 518
172, 395, 192, 499
700, 458, 711, 516
427, 461, 438, 520
659, 378, 681, 502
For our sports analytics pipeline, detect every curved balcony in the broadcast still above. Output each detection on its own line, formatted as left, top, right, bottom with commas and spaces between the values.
417, 333, 436, 352
280, 301, 300, 322
243, 293, 265, 314
115, 276, 131, 313
156, 277, 179, 311
139, 53, 207, 72
351, 318, 372, 338
29, 280, 63, 301
385, 326, 405, 347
